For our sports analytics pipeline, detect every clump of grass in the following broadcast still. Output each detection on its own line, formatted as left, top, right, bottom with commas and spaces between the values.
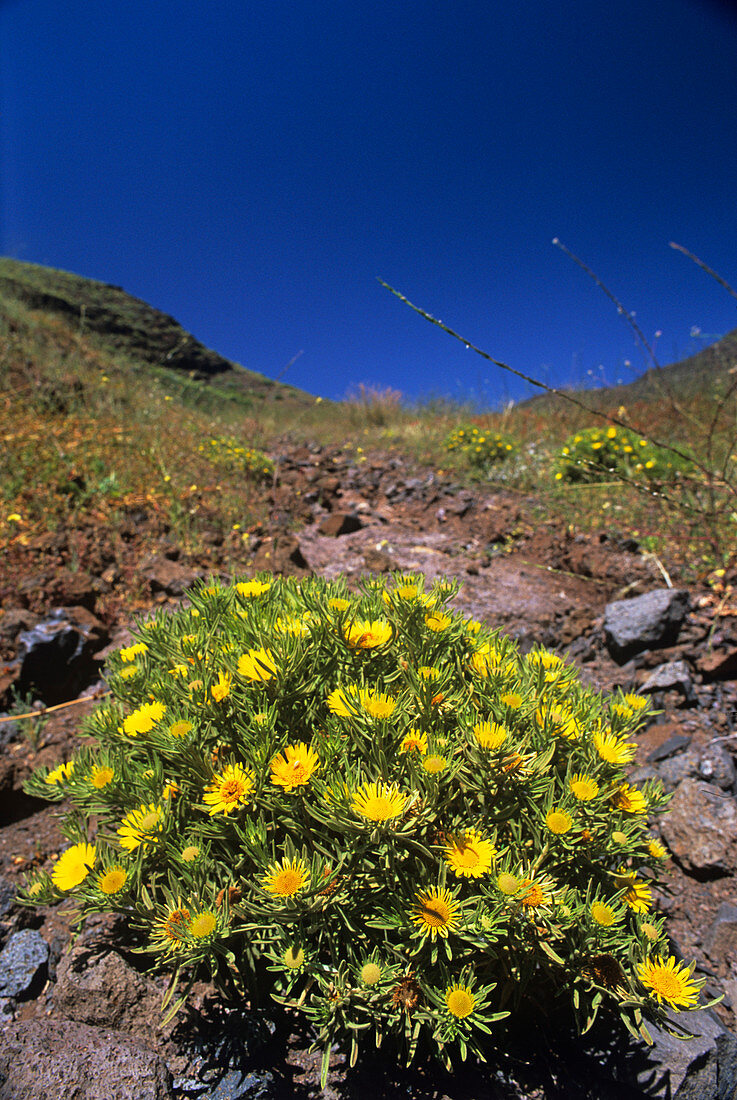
22, 572, 708, 1082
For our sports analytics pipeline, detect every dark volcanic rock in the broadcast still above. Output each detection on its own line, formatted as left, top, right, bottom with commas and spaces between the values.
317, 512, 364, 537
16, 607, 108, 705
604, 588, 690, 663
0, 929, 48, 1001
250, 534, 309, 575
0, 1018, 173, 1099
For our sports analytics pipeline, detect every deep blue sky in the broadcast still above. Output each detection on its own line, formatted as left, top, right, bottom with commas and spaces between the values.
2, 0, 737, 406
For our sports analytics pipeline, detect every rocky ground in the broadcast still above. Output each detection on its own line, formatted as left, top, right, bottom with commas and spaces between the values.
1, 442, 737, 1099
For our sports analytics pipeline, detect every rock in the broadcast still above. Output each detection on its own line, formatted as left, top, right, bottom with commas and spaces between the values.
647, 732, 692, 763
697, 647, 737, 682
604, 588, 690, 664
0, 609, 40, 647
615, 1008, 737, 1100
704, 902, 737, 961
660, 778, 737, 875
362, 547, 397, 573
317, 512, 363, 537
0, 929, 48, 1000
698, 746, 736, 791
202, 1069, 276, 1099
0, 1018, 173, 1099
16, 606, 109, 705
53, 945, 163, 1039
47, 569, 98, 611
640, 660, 695, 702
250, 535, 309, 575
140, 557, 202, 596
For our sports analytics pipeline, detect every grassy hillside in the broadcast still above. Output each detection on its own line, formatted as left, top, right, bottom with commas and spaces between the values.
1, 256, 735, 574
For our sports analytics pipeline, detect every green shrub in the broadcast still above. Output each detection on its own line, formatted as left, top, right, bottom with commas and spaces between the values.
556, 426, 693, 485
23, 573, 703, 1079
444, 425, 517, 468
198, 436, 274, 479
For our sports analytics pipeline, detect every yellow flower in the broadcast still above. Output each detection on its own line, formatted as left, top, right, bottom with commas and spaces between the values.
618, 871, 652, 913
189, 911, 217, 939
98, 866, 128, 895
89, 764, 114, 789
647, 837, 668, 860
536, 705, 579, 740
500, 691, 523, 709
444, 829, 495, 878
411, 886, 461, 939
123, 701, 166, 737
270, 743, 319, 791
326, 686, 360, 716
237, 647, 277, 681
344, 619, 393, 649
181, 845, 200, 863
359, 689, 397, 719
51, 843, 96, 891
610, 784, 648, 814
473, 721, 508, 750
45, 761, 74, 786
236, 579, 272, 597
445, 984, 476, 1018
117, 803, 163, 851
545, 808, 573, 835
168, 719, 193, 739
422, 754, 448, 774
637, 956, 700, 1010
203, 763, 255, 815
496, 871, 519, 895
211, 671, 232, 701
593, 729, 636, 765
469, 642, 500, 676
624, 693, 648, 711
417, 665, 441, 681
156, 904, 191, 953
360, 961, 382, 985
425, 612, 451, 632
517, 875, 556, 910
351, 781, 407, 823
591, 900, 618, 927
400, 729, 428, 754
569, 773, 599, 801
119, 642, 148, 662
261, 857, 309, 897
284, 946, 306, 969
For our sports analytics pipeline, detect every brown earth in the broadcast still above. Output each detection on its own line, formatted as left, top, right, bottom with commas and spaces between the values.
2, 441, 737, 1098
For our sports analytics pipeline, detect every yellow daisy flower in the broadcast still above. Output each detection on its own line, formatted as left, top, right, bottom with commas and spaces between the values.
411, 886, 461, 939
569, 773, 599, 800
122, 701, 166, 737
98, 866, 128, 895
545, 808, 573, 835
590, 900, 618, 927
637, 956, 700, 1010
260, 857, 309, 897
270, 742, 319, 791
45, 761, 74, 786
117, 803, 163, 851
473, 721, 508, 750
444, 829, 495, 878
359, 689, 397, 719
189, 910, 217, 939
89, 764, 114, 789
351, 781, 407, 823
425, 612, 451, 632
236, 579, 272, 597
237, 647, 277, 682
422, 754, 448, 774
343, 619, 393, 649
400, 729, 428, 754
445, 984, 476, 1018
203, 763, 255, 815
593, 728, 636, 765
610, 784, 648, 814
360, 961, 382, 985
211, 671, 232, 701
618, 870, 652, 913
156, 903, 191, 953
51, 843, 96, 891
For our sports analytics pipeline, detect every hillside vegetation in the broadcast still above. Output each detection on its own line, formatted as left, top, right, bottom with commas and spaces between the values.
1, 256, 736, 578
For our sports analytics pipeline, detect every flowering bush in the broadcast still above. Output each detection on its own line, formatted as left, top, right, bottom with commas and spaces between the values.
24, 573, 704, 1080
555, 426, 693, 485
444, 425, 517, 468
198, 436, 274, 479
